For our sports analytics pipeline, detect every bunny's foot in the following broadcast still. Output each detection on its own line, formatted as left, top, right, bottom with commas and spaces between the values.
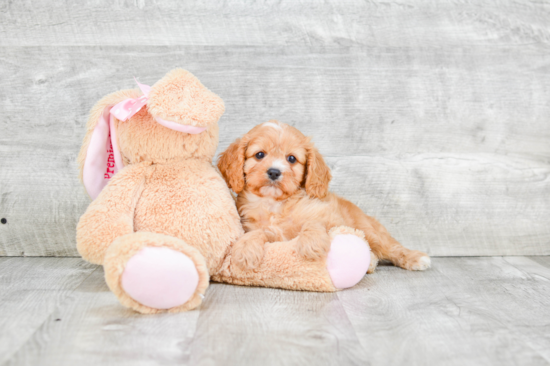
326, 226, 371, 289
104, 232, 209, 314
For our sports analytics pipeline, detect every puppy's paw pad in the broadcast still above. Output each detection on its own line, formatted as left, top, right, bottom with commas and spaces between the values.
411, 256, 431, 271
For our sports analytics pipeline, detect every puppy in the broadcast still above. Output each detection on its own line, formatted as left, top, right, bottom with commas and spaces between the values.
217, 120, 430, 273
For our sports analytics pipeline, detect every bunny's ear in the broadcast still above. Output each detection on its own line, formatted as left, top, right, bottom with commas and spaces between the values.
78, 90, 137, 200
80, 106, 123, 200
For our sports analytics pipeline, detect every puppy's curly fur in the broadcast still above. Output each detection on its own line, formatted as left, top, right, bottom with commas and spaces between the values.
218, 120, 430, 273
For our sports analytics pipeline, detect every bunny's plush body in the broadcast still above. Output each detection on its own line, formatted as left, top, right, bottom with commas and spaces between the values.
76, 69, 370, 314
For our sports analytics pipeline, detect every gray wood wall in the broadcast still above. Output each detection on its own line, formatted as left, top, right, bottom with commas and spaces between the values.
1, 1, 549, 257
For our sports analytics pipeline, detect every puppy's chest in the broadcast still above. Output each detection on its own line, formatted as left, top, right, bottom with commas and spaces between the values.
254, 200, 285, 226
243, 199, 292, 233
243, 197, 331, 241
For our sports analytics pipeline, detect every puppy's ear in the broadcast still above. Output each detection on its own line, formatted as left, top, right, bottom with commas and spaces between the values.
217, 137, 248, 194
304, 140, 332, 198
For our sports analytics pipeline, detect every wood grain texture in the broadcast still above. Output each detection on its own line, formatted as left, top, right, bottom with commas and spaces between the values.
4, 266, 201, 366
328, 156, 550, 256
187, 284, 368, 366
0, 258, 96, 364
1, 1, 550, 47
338, 256, 550, 366
529, 256, 550, 269
2, 257, 550, 365
0, 1, 549, 256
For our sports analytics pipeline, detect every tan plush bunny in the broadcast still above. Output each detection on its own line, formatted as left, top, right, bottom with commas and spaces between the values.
76, 68, 370, 314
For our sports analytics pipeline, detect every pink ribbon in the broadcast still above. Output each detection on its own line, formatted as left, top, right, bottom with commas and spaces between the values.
110, 78, 207, 134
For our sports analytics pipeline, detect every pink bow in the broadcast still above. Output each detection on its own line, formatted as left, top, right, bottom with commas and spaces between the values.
110, 78, 207, 134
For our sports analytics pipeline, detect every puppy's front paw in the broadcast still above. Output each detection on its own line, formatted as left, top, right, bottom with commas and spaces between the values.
296, 234, 331, 261
232, 237, 265, 271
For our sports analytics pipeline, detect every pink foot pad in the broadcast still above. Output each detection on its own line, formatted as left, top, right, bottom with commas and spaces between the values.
121, 247, 199, 309
327, 234, 371, 289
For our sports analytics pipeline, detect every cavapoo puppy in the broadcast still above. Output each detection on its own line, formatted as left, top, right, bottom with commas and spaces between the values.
217, 120, 430, 273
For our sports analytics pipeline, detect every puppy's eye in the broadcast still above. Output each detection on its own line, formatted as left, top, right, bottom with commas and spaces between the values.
255, 151, 265, 159
287, 155, 297, 164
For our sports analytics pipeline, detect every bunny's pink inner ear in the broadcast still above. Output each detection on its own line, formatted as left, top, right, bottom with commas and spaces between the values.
82, 107, 123, 200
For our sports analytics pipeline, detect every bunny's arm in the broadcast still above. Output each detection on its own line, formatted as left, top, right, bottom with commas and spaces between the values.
77, 162, 149, 265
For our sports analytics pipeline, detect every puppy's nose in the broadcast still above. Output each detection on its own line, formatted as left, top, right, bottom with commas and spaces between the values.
267, 168, 282, 181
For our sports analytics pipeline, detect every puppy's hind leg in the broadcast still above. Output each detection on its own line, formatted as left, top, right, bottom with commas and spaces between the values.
359, 216, 430, 272
385, 237, 431, 271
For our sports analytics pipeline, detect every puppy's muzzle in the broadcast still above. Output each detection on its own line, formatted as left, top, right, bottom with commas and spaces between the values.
267, 168, 282, 181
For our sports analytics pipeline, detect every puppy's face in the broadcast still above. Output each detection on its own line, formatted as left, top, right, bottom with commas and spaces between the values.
243, 122, 307, 199
218, 121, 331, 200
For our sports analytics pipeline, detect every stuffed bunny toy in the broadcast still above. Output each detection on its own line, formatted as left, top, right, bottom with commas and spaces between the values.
76, 69, 370, 314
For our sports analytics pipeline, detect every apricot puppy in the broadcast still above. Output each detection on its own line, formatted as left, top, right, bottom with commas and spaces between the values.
218, 120, 430, 273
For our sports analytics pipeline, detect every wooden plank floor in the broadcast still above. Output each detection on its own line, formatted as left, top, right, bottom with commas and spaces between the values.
1, 257, 549, 366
